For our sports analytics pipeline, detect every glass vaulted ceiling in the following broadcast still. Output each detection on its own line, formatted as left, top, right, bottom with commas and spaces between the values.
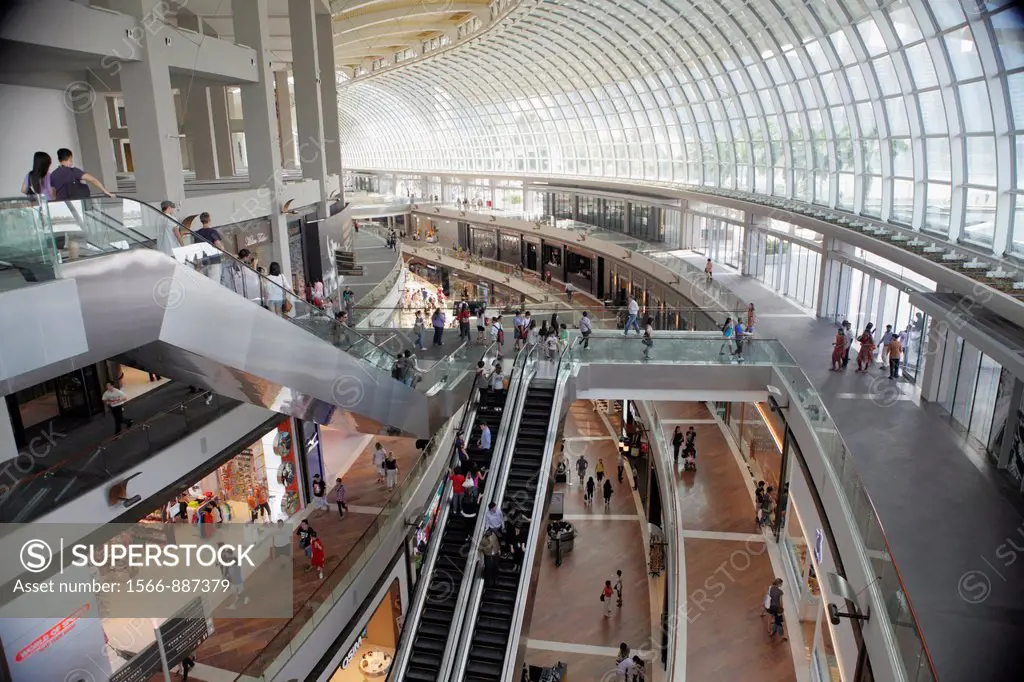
337, 0, 1024, 256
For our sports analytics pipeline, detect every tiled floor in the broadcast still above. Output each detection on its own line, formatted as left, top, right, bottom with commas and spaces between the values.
524, 402, 653, 677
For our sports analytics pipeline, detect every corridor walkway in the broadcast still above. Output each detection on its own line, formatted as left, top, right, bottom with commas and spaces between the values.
675, 252, 1024, 681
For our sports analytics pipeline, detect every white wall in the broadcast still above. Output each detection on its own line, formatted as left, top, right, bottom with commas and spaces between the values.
0, 84, 81, 195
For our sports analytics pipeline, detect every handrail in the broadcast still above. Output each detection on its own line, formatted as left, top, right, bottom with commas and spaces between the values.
446, 347, 535, 681
433, 344, 533, 681
0, 391, 237, 523
385, 378, 481, 681
497, 344, 572, 681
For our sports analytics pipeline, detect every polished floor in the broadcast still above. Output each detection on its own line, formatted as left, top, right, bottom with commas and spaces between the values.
525, 402, 653, 680
678, 253, 1024, 680
655, 401, 797, 682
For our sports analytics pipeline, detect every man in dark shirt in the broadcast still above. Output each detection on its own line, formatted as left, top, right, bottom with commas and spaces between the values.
192, 212, 224, 285
50, 148, 114, 200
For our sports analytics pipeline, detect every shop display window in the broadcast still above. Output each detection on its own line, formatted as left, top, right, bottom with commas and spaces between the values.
331, 579, 402, 681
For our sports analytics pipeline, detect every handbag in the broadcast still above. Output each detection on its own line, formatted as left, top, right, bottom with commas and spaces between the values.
600, 593, 605, 602
282, 299, 293, 314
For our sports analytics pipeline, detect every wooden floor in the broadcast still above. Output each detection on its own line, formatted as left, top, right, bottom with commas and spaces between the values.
525, 403, 652, 677
654, 401, 797, 682
145, 435, 423, 679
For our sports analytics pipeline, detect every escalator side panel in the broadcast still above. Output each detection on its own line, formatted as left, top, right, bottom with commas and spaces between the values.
0, 249, 430, 436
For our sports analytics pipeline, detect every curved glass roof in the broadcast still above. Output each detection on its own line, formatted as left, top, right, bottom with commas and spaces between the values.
337, 0, 1024, 255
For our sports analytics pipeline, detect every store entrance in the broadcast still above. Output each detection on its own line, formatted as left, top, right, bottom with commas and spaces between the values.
330, 578, 402, 681
565, 249, 594, 294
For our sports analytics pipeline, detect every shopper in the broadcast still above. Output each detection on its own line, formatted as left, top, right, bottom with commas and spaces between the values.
254, 483, 271, 521
450, 468, 466, 515
603, 478, 614, 509
22, 150, 54, 199
879, 324, 895, 369
478, 422, 492, 452
614, 569, 624, 608
413, 310, 426, 350
888, 332, 903, 380
484, 502, 505, 535
50, 147, 115, 200
480, 529, 501, 587
491, 364, 507, 396
180, 652, 196, 681
431, 308, 446, 346
641, 316, 654, 360
310, 532, 326, 580
719, 317, 735, 357
841, 320, 854, 370
704, 258, 713, 281
617, 450, 626, 483
527, 319, 540, 348
596, 458, 606, 482
545, 329, 559, 360
217, 543, 249, 608
579, 310, 592, 349
476, 303, 488, 343
459, 302, 472, 341
601, 579, 615, 617
565, 280, 575, 302
855, 323, 876, 372
685, 426, 696, 451
266, 262, 288, 315
830, 326, 845, 371
746, 302, 757, 333
490, 314, 504, 346
616, 642, 631, 666
616, 654, 636, 680
101, 382, 134, 435
373, 443, 387, 484
311, 473, 329, 514
192, 212, 226, 287
585, 476, 596, 507
672, 426, 683, 465
384, 451, 399, 491
576, 454, 589, 487
332, 477, 348, 518
271, 520, 291, 562
295, 519, 315, 570
623, 296, 641, 335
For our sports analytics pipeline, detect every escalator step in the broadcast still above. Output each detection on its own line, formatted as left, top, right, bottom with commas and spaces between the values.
471, 645, 506, 664
466, 660, 504, 678
473, 629, 508, 648
404, 665, 441, 681
477, 615, 509, 632
479, 602, 513, 618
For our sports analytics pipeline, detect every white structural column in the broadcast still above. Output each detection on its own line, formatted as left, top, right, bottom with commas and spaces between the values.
74, 77, 118, 190
105, 97, 126, 173
316, 13, 342, 178
289, 0, 329, 218
181, 82, 218, 180
275, 71, 297, 169
116, 0, 185, 202
232, 0, 291, 283
209, 86, 235, 178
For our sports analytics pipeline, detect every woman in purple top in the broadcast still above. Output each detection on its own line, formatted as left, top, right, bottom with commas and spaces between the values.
21, 151, 54, 199
431, 308, 446, 346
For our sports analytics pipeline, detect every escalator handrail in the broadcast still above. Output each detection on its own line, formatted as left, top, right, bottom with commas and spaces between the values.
446, 347, 538, 681
498, 346, 573, 682
385, 381, 482, 682
116, 198, 398, 370
434, 345, 533, 682
0, 390, 232, 521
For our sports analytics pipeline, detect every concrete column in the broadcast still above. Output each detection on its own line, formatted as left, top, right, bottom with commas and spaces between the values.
74, 83, 118, 190
180, 82, 218, 180
116, 0, 185, 202
288, 0, 329, 218
316, 13, 342, 177
105, 97, 126, 173
209, 86, 235, 177
275, 71, 297, 169
233, 0, 290, 283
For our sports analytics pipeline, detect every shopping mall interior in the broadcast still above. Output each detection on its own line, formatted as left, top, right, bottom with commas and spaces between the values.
2, 1, 1024, 681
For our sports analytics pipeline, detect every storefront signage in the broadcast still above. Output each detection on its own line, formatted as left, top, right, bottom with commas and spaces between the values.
340, 627, 368, 669
15, 603, 90, 662
814, 529, 824, 565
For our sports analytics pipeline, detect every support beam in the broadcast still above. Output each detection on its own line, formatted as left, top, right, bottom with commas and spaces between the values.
233, 0, 291, 283
209, 86, 235, 177
289, 0, 329, 218
74, 80, 118, 191
116, 0, 185, 202
275, 70, 297, 169
317, 13, 342, 178
181, 82, 218, 180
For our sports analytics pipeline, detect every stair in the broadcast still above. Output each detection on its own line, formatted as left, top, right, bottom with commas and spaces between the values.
402, 388, 507, 681
335, 250, 365, 276
463, 381, 555, 681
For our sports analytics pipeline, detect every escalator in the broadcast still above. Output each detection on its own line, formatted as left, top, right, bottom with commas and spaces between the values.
0, 197, 471, 438
462, 378, 557, 681
400, 385, 508, 681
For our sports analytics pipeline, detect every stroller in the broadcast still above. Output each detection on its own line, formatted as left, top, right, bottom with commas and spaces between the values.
681, 444, 697, 471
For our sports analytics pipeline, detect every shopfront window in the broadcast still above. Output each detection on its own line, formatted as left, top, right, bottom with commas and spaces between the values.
330, 579, 402, 681
748, 232, 822, 310
725, 402, 784, 491
939, 337, 1004, 447
470, 227, 497, 260
498, 232, 521, 265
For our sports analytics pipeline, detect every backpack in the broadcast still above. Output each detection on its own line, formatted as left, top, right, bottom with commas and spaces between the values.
497, 328, 505, 344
